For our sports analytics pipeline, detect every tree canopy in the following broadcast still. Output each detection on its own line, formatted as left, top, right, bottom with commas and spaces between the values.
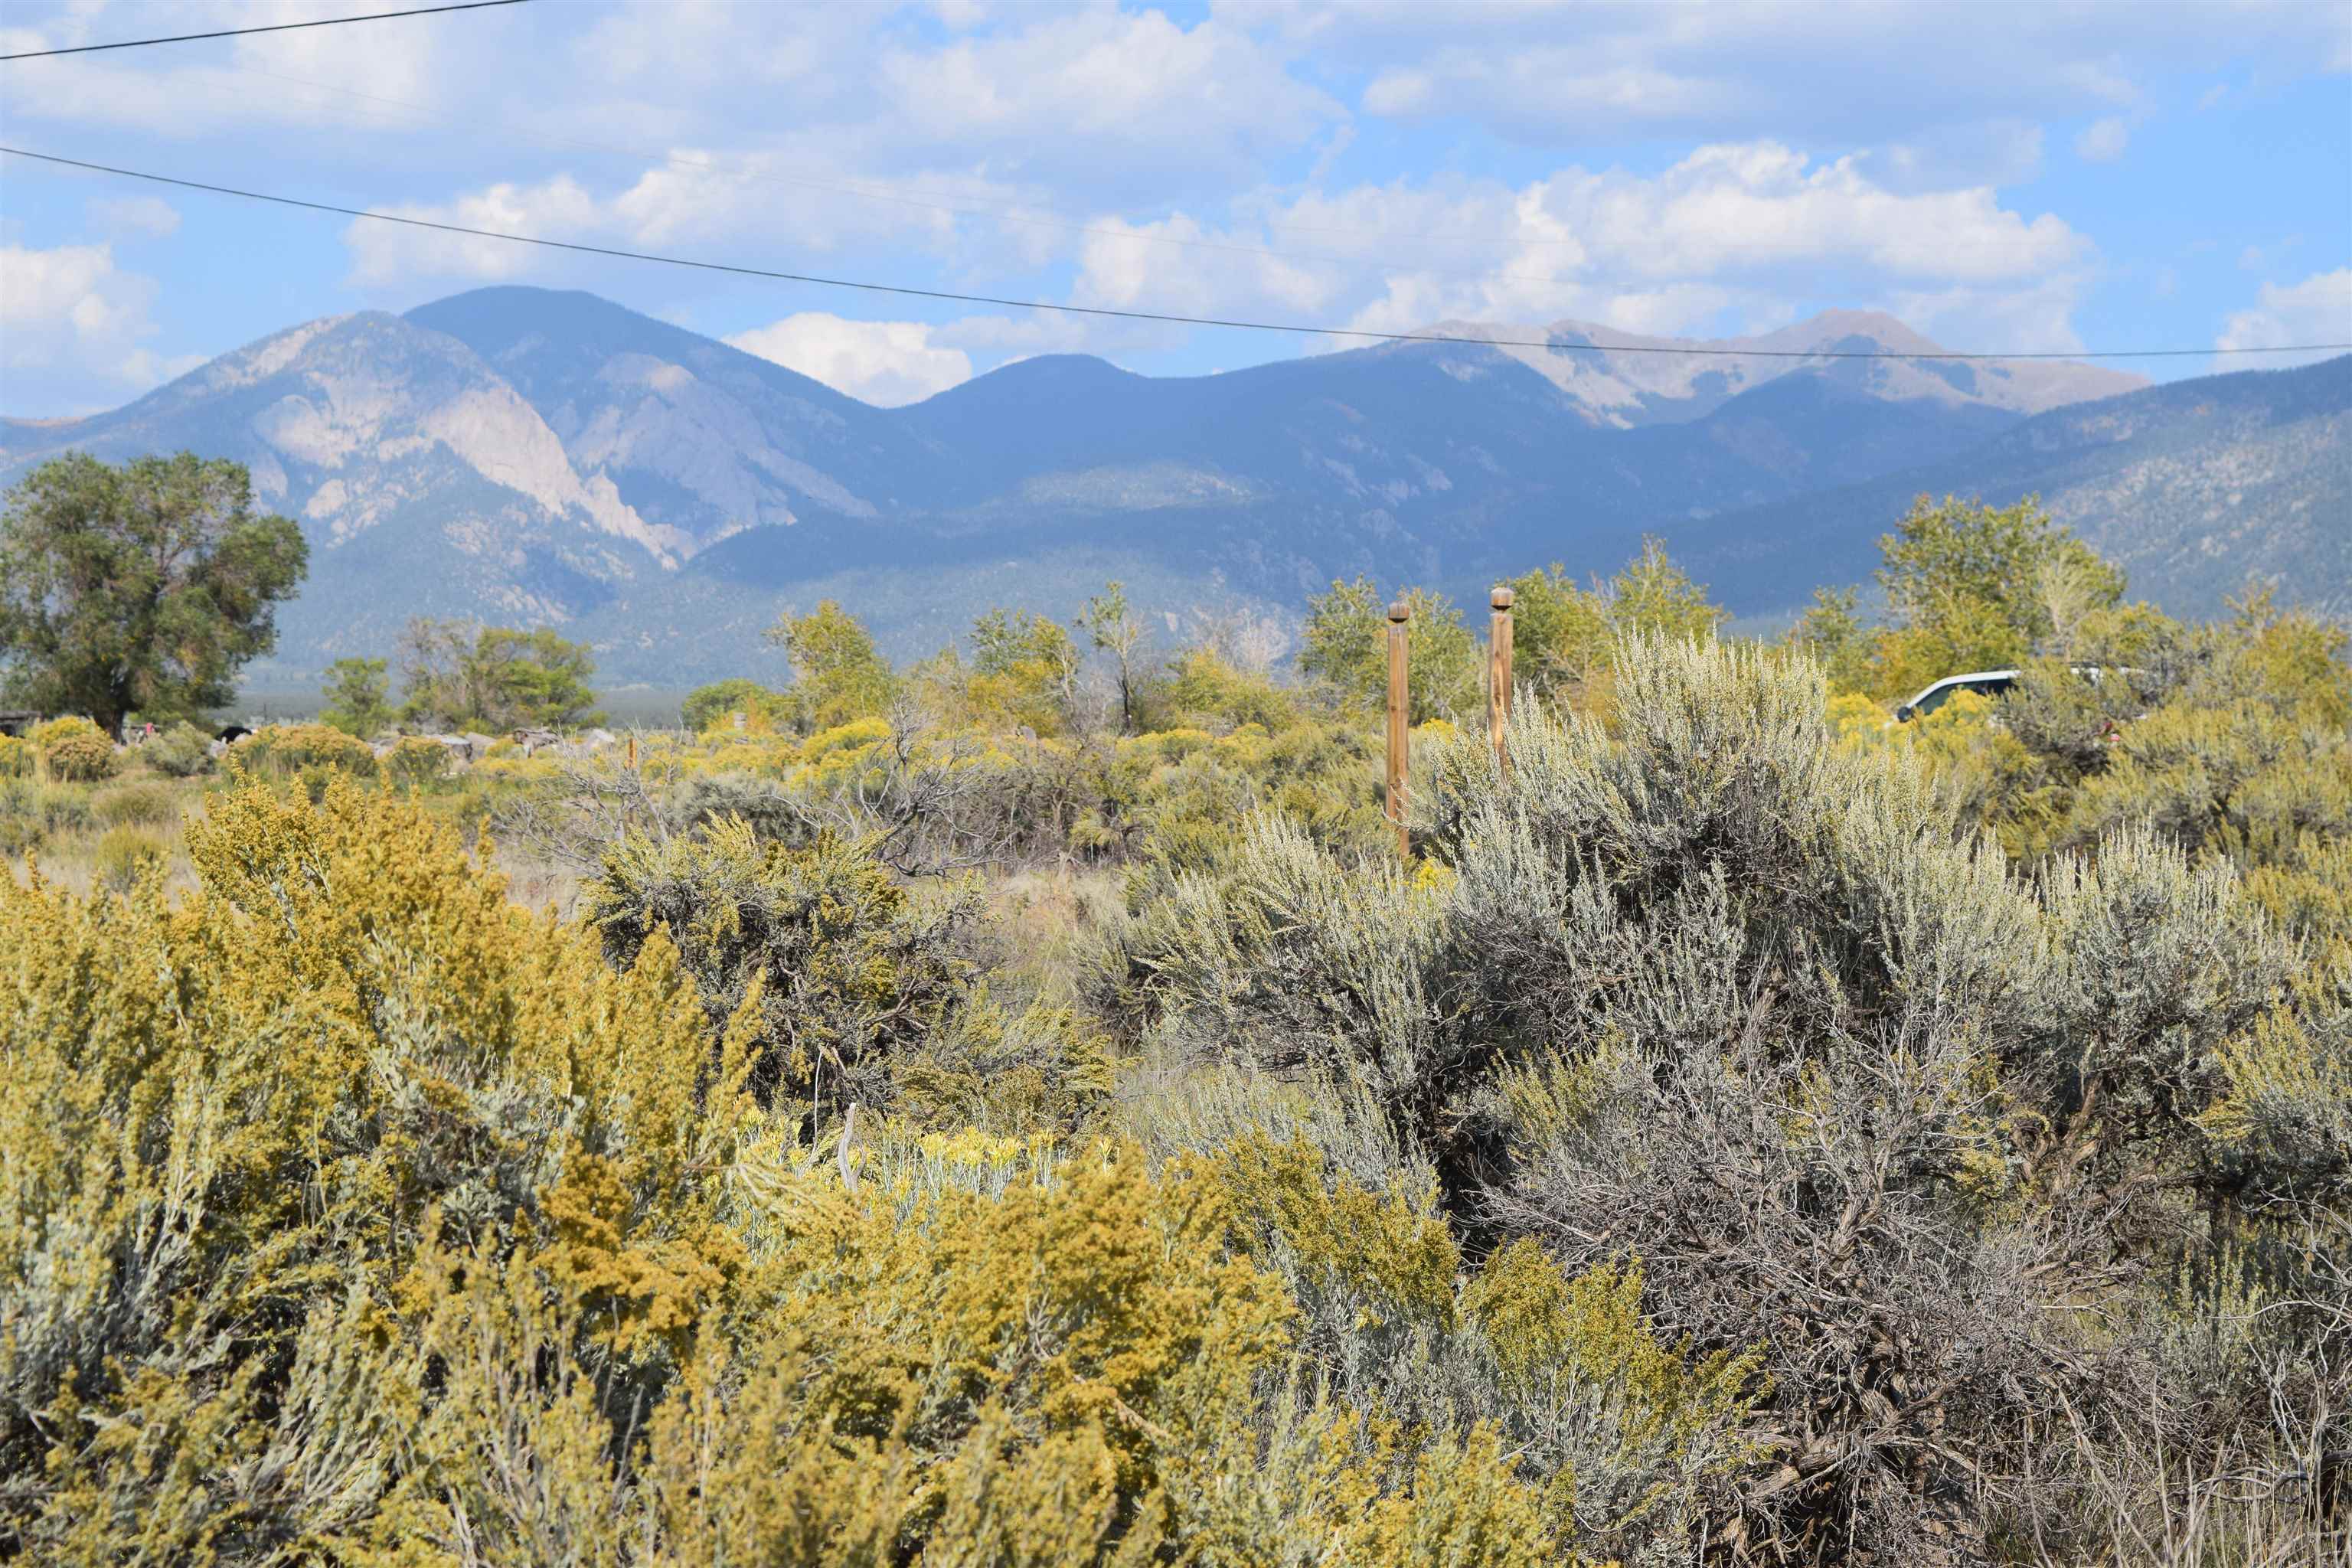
397, 618, 601, 731
1299, 578, 1479, 722
318, 657, 394, 738
1789, 494, 2131, 702
768, 600, 895, 730
0, 452, 307, 735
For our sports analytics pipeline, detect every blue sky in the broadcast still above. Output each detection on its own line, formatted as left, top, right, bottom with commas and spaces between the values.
3, 0, 2347, 413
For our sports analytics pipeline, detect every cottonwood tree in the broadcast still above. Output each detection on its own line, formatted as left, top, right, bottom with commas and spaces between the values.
318, 657, 394, 737
1804, 494, 2127, 701
767, 599, 895, 730
1505, 537, 1727, 697
969, 606, 1083, 734
0, 452, 307, 735
396, 618, 600, 730
1299, 577, 1479, 721
1078, 580, 1147, 733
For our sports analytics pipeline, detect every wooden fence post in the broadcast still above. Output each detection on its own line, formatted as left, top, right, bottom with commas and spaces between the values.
1387, 599, 1411, 862
1488, 585, 1514, 777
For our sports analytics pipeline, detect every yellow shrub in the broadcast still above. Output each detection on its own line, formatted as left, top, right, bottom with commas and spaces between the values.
0, 735, 29, 779
1122, 727, 1216, 764
384, 733, 453, 785
0, 779, 1657, 1564
798, 716, 892, 760
228, 721, 378, 779
27, 714, 105, 751
90, 825, 168, 891
35, 716, 119, 782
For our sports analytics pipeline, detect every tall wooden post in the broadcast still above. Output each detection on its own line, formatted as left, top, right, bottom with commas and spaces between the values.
1488, 585, 1514, 777
1387, 599, 1411, 862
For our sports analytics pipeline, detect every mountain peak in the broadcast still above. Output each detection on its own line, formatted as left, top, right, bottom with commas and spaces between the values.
1756, 309, 1945, 356
1397, 309, 2142, 427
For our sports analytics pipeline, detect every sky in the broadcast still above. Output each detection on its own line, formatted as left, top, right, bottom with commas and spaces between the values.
2, 0, 2348, 414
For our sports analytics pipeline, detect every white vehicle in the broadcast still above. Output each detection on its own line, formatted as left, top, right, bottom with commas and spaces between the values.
1893, 669, 2018, 722
1894, 665, 2142, 724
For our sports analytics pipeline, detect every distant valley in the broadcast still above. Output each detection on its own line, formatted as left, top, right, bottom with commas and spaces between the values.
3, 286, 2342, 687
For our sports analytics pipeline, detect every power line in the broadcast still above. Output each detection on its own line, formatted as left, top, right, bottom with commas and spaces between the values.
0, 1, 527, 61
4, 145, 2346, 364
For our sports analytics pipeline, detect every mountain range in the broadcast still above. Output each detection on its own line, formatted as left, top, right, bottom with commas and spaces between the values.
2, 286, 2342, 688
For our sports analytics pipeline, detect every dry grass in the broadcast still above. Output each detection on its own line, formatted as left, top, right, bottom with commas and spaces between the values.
2, 767, 207, 898
983, 861, 1124, 1003
490, 846, 587, 916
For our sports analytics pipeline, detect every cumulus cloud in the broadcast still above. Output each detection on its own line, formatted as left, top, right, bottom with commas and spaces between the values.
0, 241, 201, 403
2, 0, 463, 134
341, 176, 602, 286
877, 8, 1340, 186
726, 312, 973, 405
1068, 142, 2091, 345
2217, 269, 2352, 366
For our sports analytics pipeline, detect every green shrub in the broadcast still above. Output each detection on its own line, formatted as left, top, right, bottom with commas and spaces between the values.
0, 735, 28, 779
90, 778, 180, 829
141, 721, 216, 778
2, 776, 93, 847
1096, 635, 2334, 1561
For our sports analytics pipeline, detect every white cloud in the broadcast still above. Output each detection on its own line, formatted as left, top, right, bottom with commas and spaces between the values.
726, 312, 973, 405
1546, 143, 2086, 283
2, 0, 464, 134
341, 176, 602, 286
87, 196, 181, 238
1869, 121, 2044, 193
0, 240, 198, 397
877, 8, 1340, 184
2075, 117, 2130, 162
1066, 142, 2092, 345
1273, 1, 2344, 144
1886, 273, 2092, 355
2217, 269, 2352, 366
2196, 83, 2230, 110
1073, 212, 1337, 315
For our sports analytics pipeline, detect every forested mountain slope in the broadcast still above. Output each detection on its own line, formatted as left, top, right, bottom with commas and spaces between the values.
12, 287, 2328, 684
1668, 354, 2352, 618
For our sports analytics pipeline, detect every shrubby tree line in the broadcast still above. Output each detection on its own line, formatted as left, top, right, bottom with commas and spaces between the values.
2, 453, 2348, 1563
315, 616, 605, 737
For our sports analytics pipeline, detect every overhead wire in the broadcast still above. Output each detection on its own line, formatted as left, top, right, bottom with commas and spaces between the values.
0, 2, 526, 61
2, 145, 2346, 364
